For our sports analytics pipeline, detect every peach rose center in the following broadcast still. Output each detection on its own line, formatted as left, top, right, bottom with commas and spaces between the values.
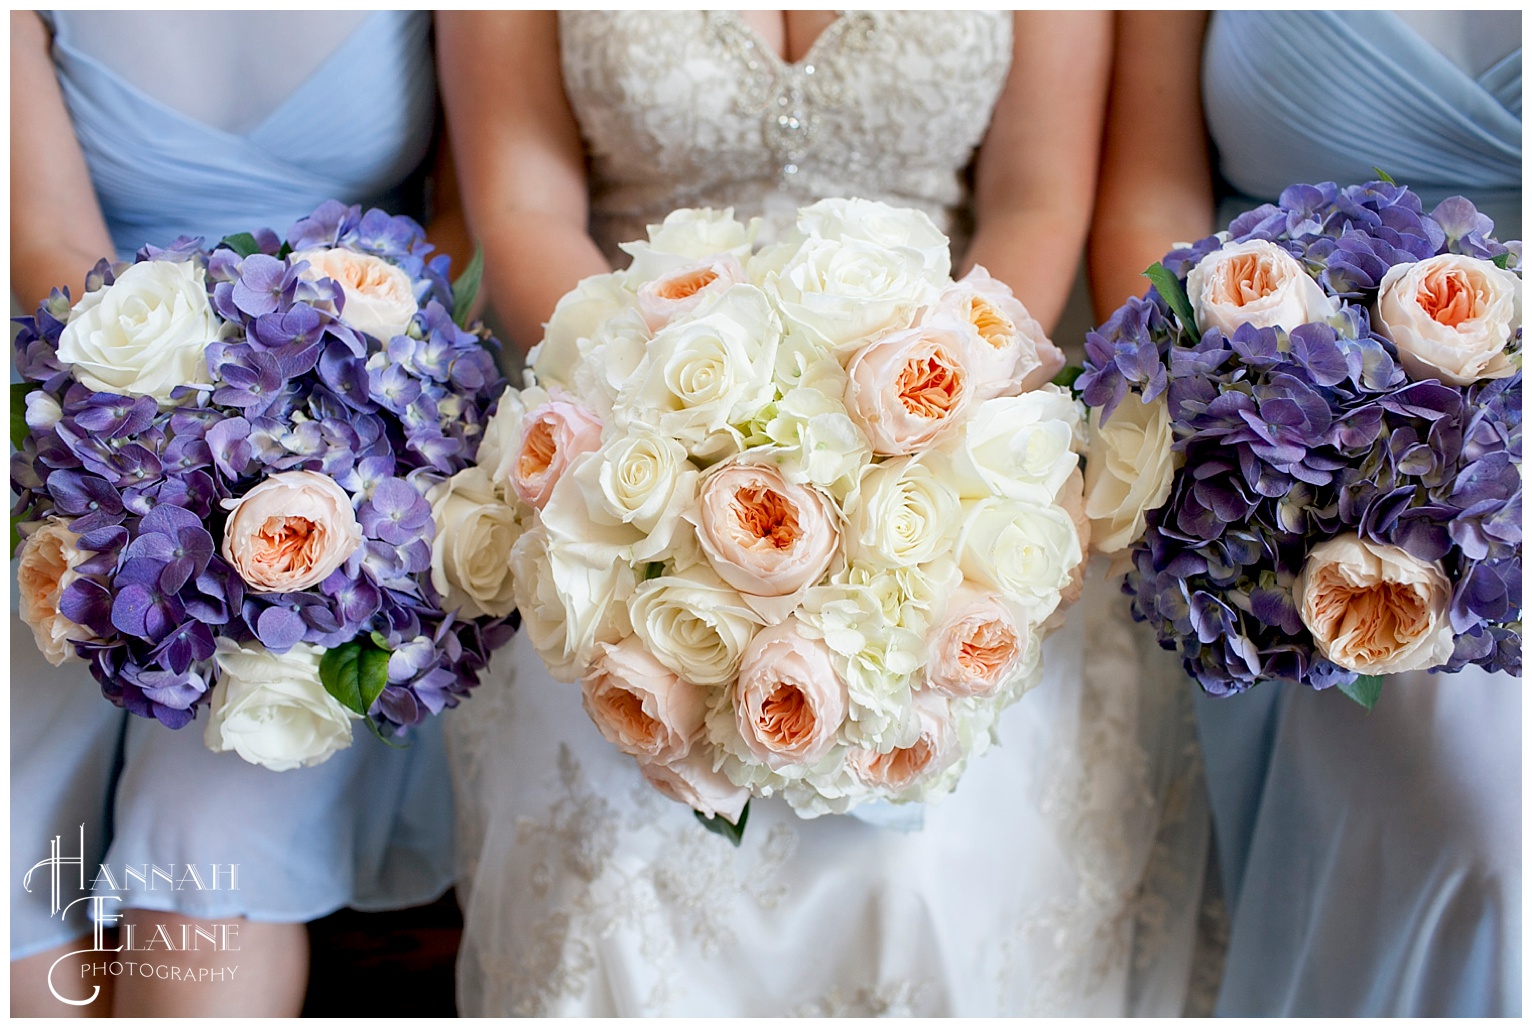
250, 516, 327, 579
598, 687, 658, 743
1415, 267, 1480, 328
958, 619, 1020, 680
867, 736, 934, 787
1307, 571, 1430, 666
756, 684, 815, 750
967, 296, 1015, 350
1214, 253, 1279, 307
655, 268, 719, 302
726, 485, 802, 552
517, 418, 559, 485
896, 352, 965, 420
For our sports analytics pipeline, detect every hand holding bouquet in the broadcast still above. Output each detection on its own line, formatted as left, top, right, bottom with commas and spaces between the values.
454, 199, 1086, 831
1080, 181, 1521, 706
13, 201, 514, 769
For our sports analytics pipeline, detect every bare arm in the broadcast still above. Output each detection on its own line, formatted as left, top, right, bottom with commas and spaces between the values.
1086, 11, 1212, 322
964, 11, 1112, 334
436, 11, 607, 358
11, 11, 115, 309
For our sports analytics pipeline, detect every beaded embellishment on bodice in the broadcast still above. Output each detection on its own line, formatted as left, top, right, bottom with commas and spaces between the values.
558, 11, 1012, 262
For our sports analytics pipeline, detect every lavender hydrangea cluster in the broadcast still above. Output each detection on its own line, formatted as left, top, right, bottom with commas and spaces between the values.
12, 201, 513, 745
1080, 181, 1521, 698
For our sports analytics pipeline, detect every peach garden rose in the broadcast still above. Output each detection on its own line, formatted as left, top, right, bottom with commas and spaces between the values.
1375, 253, 1521, 385
221, 470, 363, 593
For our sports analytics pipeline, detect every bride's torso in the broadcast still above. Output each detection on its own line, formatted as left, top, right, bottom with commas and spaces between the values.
557, 10, 1012, 261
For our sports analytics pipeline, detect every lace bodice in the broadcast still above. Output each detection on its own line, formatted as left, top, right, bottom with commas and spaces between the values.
558, 11, 1012, 262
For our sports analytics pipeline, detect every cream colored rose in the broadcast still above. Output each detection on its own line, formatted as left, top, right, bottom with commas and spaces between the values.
509, 400, 604, 509
640, 746, 750, 824
795, 198, 952, 282
692, 460, 839, 608
628, 564, 763, 686
621, 207, 758, 279
581, 637, 707, 765
1295, 533, 1455, 675
55, 259, 218, 404
293, 247, 418, 343
846, 324, 975, 456
614, 284, 780, 462
1187, 239, 1339, 337
940, 388, 1082, 504
573, 427, 699, 562
1083, 391, 1175, 554
1054, 466, 1091, 614
17, 519, 98, 665
733, 617, 848, 771
222, 471, 363, 593
955, 497, 1081, 622
426, 466, 521, 619
637, 253, 747, 331
571, 308, 652, 421
508, 525, 579, 681
847, 691, 957, 795
529, 271, 636, 389
1375, 253, 1521, 385
842, 456, 960, 569
938, 265, 1064, 398
925, 584, 1029, 699
205, 639, 358, 771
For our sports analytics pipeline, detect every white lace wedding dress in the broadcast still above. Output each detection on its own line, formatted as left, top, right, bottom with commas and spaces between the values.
446, 12, 1210, 1016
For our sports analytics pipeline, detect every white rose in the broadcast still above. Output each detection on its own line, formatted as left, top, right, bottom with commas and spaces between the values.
1083, 391, 1176, 554
292, 247, 418, 343
939, 388, 1082, 504
614, 284, 780, 462
756, 234, 941, 358
1295, 533, 1455, 676
205, 639, 358, 771
620, 207, 759, 283
571, 427, 699, 562
794, 198, 952, 282
529, 272, 636, 388
508, 523, 623, 681
955, 497, 1081, 623
570, 308, 652, 421
426, 466, 522, 619
842, 456, 961, 569
628, 564, 763, 686
1186, 239, 1339, 337
1375, 253, 1521, 385
55, 259, 219, 404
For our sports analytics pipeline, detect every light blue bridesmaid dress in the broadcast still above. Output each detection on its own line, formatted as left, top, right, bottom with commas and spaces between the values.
12, 11, 454, 959
1195, 11, 1522, 1017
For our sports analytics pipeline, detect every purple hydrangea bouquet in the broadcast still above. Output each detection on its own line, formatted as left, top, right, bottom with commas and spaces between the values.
1078, 180, 1521, 708
12, 200, 515, 769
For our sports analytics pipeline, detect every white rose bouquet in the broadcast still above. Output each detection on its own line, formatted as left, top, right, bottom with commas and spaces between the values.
12, 201, 516, 770
476, 199, 1085, 836
1078, 180, 1521, 709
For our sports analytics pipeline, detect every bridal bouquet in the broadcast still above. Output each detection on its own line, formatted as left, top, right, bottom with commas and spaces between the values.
461, 200, 1085, 831
12, 200, 513, 770
1080, 180, 1521, 707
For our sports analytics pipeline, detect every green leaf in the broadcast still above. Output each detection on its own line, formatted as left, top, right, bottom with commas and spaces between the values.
1371, 166, 1397, 185
1143, 262, 1199, 339
219, 232, 263, 258
1492, 251, 1512, 270
370, 630, 393, 651
1337, 674, 1383, 711
357, 645, 391, 716
320, 640, 365, 714
365, 716, 409, 748
451, 246, 485, 328
1051, 364, 1084, 392
12, 382, 40, 449
278, 241, 293, 260
10, 515, 22, 559
694, 801, 749, 847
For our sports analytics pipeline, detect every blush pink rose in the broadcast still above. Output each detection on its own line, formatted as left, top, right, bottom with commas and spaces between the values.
938, 265, 1065, 398
17, 518, 98, 666
292, 247, 418, 343
734, 618, 847, 771
845, 324, 974, 455
693, 460, 839, 603
581, 638, 707, 765
640, 747, 750, 825
926, 584, 1028, 699
1186, 239, 1339, 337
510, 400, 604, 509
636, 253, 747, 331
848, 691, 957, 793
222, 471, 363, 593
1375, 253, 1521, 385
1295, 533, 1455, 675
